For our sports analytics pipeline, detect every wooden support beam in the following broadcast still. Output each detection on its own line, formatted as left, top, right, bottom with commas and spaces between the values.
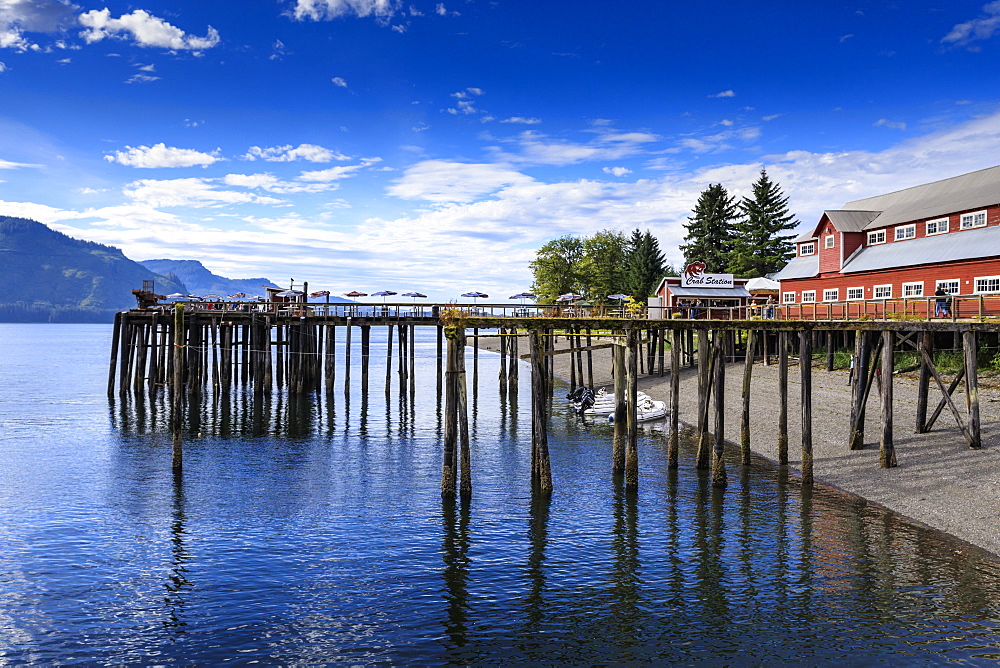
696, 328, 712, 470
917, 344, 976, 446
800, 330, 814, 483
530, 330, 553, 495
612, 341, 626, 474
712, 335, 727, 488
778, 331, 788, 465
108, 311, 122, 396
171, 304, 184, 473
915, 330, 931, 433
880, 330, 897, 467
740, 329, 754, 466
964, 331, 981, 449
625, 329, 639, 490
457, 329, 471, 498
668, 328, 680, 469
441, 328, 459, 499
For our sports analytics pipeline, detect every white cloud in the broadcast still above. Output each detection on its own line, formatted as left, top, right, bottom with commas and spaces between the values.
500, 116, 541, 125
78, 9, 220, 51
297, 157, 381, 182
942, 1, 1000, 47
435, 3, 446, 15
291, 0, 401, 21
125, 72, 158, 83
242, 143, 348, 163
104, 143, 220, 168
223, 172, 335, 194
331, 76, 347, 87
0, 0, 76, 50
387, 160, 534, 203
123, 177, 285, 207
603, 166, 632, 177
492, 129, 659, 166
874, 118, 907, 130
710, 90, 736, 98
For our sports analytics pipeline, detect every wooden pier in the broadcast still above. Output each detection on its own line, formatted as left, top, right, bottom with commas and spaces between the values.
109, 304, 999, 498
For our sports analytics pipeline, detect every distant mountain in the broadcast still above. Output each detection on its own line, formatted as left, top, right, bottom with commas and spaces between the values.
0, 216, 187, 322
139, 259, 280, 298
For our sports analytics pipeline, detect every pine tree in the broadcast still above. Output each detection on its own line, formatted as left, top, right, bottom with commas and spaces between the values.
680, 184, 737, 272
623, 229, 667, 300
728, 168, 799, 277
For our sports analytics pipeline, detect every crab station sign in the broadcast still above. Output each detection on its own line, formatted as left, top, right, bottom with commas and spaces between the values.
680, 261, 734, 288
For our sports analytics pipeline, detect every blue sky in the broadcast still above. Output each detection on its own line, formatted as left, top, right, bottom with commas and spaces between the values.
3, 0, 1000, 302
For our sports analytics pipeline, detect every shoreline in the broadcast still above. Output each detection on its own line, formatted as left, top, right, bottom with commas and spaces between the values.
475, 331, 1000, 559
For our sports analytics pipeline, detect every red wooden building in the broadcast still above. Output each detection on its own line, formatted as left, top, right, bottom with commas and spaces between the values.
772, 165, 1000, 315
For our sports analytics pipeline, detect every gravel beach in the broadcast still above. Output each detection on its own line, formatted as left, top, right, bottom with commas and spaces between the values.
475, 331, 1000, 558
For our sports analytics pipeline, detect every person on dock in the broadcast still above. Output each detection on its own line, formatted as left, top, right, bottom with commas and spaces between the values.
935, 286, 948, 317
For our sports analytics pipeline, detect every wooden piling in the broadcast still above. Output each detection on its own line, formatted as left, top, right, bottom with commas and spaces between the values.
108, 311, 122, 396
800, 329, 814, 483
171, 304, 184, 473
777, 330, 788, 465
696, 328, 711, 470
625, 328, 639, 490
612, 340, 626, 473
740, 328, 755, 466
880, 330, 897, 467
711, 335, 727, 488
529, 330, 553, 495
668, 328, 680, 469
915, 330, 931, 432
442, 327, 459, 498
457, 329, 471, 498
964, 330, 982, 449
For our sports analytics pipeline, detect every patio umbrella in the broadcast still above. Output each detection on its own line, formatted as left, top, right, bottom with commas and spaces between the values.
402, 291, 427, 301
509, 291, 536, 302
607, 293, 629, 301
309, 290, 330, 298
372, 290, 397, 303
557, 293, 583, 302
201, 294, 222, 301
227, 292, 247, 299
343, 290, 367, 298
461, 291, 489, 303
165, 293, 189, 300
276, 289, 304, 298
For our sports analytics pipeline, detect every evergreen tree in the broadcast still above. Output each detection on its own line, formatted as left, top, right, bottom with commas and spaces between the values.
623, 229, 667, 300
579, 229, 628, 303
529, 235, 585, 302
728, 168, 799, 277
680, 184, 737, 272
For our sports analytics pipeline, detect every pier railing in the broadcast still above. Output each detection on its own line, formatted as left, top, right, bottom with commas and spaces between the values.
137, 294, 1000, 322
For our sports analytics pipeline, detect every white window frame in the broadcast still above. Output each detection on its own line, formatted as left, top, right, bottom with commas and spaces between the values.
936, 279, 959, 295
867, 230, 887, 245
799, 242, 815, 256
847, 287, 864, 301
894, 224, 916, 241
926, 217, 949, 235
873, 284, 892, 299
801, 290, 817, 303
974, 275, 1000, 294
823, 288, 839, 302
960, 210, 987, 229
902, 281, 924, 297
824, 235, 835, 249
782, 292, 796, 304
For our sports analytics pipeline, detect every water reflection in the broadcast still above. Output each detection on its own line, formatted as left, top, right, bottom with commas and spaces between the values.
163, 471, 191, 634
440, 497, 471, 648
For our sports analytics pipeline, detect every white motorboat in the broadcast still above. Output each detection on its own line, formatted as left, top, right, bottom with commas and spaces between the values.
583, 392, 651, 416
607, 397, 668, 423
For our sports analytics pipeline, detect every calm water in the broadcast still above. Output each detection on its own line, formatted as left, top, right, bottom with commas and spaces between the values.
2, 323, 1000, 665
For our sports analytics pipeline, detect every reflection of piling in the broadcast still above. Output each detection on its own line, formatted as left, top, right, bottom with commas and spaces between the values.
171, 304, 184, 472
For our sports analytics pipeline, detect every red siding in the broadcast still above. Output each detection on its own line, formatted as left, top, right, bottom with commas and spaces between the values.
818, 221, 840, 274
781, 257, 1000, 301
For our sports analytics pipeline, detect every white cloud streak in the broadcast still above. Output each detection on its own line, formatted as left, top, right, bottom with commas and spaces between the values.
243, 144, 348, 163
104, 143, 220, 168
942, 1, 1000, 47
78, 9, 219, 50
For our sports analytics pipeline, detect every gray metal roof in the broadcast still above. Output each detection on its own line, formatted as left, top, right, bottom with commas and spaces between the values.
841, 223, 1000, 273
771, 254, 819, 281
793, 230, 817, 243
844, 165, 1000, 230
667, 286, 751, 299
824, 210, 881, 232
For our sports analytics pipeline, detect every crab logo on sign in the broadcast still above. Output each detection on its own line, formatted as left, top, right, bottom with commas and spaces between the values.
680, 261, 733, 288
